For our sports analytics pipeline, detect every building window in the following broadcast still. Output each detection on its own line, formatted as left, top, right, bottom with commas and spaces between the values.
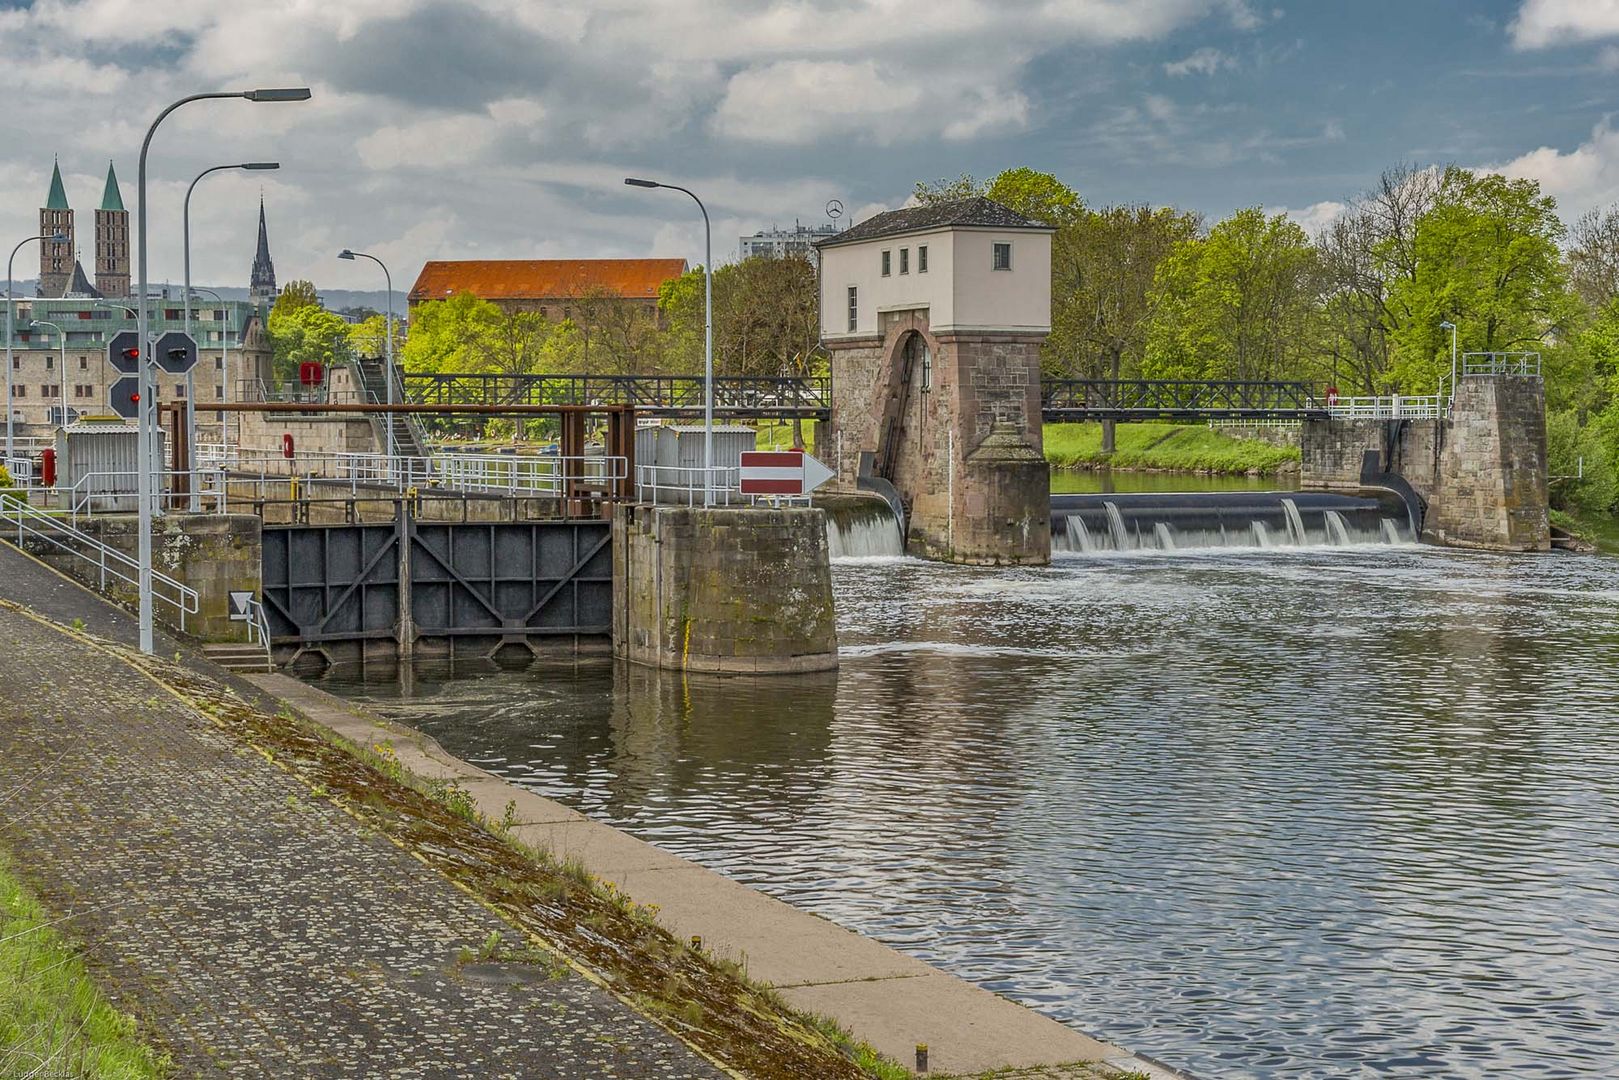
993, 242, 1012, 271
216, 357, 224, 371
44, 356, 53, 370
175, 383, 186, 399
42, 385, 55, 398
899, 248, 909, 275
881, 250, 891, 277
14, 386, 23, 397
918, 245, 927, 273
847, 286, 858, 332
79, 357, 88, 370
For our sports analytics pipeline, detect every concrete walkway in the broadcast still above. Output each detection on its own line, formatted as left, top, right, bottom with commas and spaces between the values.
261, 676, 1170, 1079
0, 558, 724, 1077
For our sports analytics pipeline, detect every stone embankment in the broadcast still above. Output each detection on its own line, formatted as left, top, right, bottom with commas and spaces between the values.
0, 538, 1178, 1079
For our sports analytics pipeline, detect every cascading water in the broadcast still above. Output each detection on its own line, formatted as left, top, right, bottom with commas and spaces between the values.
1051, 490, 1415, 555
1324, 510, 1352, 546
1282, 498, 1308, 545
823, 497, 906, 558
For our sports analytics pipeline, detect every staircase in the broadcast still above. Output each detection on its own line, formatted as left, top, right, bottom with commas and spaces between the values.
202, 643, 273, 674
354, 358, 431, 465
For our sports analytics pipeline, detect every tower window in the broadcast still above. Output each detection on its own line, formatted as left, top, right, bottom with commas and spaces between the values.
847, 286, 858, 332
918, 246, 928, 273
899, 248, 909, 275
992, 242, 1012, 271
881, 251, 891, 277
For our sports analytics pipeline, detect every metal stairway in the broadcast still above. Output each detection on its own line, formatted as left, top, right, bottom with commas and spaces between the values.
354, 358, 431, 465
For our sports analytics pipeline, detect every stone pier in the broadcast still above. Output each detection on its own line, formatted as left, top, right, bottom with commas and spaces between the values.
611, 504, 838, 673
1301, 373, 1549, 552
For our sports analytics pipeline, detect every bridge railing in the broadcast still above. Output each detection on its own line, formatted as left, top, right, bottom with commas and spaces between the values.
1325, 394, 1444, 420
1042, 379, 1323, 419
400, 373, 832, 416
1462, 352, 1542, 378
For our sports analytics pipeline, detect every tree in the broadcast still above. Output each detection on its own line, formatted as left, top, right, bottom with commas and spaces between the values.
1144, 208, 1324, 385
401, 292, 565, 376
1569, 206, 1619, 311
913, 168, 1083, 226
1049, 204, 1201, 450
270, 279, 319, 318
267, 303, 353, 384
1385, 167, 1573, 392
912, 173, 983, 205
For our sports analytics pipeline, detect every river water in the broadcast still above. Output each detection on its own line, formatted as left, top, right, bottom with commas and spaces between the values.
319, 542, 1619, 1079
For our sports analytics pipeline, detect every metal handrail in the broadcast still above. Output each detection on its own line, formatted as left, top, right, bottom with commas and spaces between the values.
244, 595, 273, 666
0, 495, 198, 629
1326, 394, 1444, 420
1462, 352, 1542, 378
63, 468, 228, 523
634, 463, 745, 506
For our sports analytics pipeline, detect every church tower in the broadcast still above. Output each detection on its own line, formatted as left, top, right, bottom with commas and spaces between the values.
249, 197, 277, 304
94, 162, 130, 298
38, 160, 73, 298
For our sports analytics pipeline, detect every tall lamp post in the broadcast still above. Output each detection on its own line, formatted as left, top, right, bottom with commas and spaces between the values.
189, 286, 230, 456
183, 161, 278, 492
31, 320, 67, 429
6, 232, 66, 468
337, 249, 395, 468
1439, 320, 1458, 406
133, 86, 310, 656
624, 177, 712, 505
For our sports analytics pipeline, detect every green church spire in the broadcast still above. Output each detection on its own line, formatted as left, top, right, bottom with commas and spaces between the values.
45, 158, 69, 211
99, 161, 124, 212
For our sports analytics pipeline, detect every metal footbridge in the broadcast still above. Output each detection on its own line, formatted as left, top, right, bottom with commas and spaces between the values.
399, 372, 1335, 422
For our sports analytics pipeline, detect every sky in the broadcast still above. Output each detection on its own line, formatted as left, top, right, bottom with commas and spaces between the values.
4, 0, 1619, 295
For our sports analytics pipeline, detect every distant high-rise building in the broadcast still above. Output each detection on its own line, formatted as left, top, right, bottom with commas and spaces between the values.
739, 221, 839, 263
38, 160, 74, 298
249, 197, 277, 304
93, 162, 129, 299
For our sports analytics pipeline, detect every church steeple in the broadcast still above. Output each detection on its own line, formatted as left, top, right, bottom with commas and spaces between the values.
94, 161, 129, 298
38, 157, 74, 297
249, 196, 277, 304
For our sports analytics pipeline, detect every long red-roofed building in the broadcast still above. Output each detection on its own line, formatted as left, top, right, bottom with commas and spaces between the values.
407, 258, 689, 320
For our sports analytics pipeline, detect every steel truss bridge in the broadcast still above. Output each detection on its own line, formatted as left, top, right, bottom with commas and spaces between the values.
399, 373, 1331, 422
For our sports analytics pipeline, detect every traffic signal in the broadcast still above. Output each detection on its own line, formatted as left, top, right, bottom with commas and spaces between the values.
153, 331, 197, 375
107, 330, 141, 375
108, 376, 142, 420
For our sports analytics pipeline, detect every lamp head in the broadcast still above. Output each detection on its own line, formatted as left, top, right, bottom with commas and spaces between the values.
1439, 321, 1455, 330
242, 162, 280, 171
338, 249, 356, 261
244, 87, 312, 102
48, 233, 66, 242
624, 177, 660, 188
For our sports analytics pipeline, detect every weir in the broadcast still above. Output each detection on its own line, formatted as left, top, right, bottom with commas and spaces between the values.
1051, 490, 1414, 554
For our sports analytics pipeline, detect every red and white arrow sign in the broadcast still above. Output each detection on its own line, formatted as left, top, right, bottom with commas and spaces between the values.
738, 450, 835, 497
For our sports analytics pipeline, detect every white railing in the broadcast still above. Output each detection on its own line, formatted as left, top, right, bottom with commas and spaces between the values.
62, 469, 228, 523
0, 495, 199, 629
635, 464, 748, 506
244, 595, 273, 667
1326, 394, 1444, 420
1463, 352, 1541, 378
221, 446, 628, 499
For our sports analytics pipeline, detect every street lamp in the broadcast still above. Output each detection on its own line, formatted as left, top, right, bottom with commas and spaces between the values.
1439, 320, 1458, 404
184, 162, 278, 504
625, 177, 713, 505
6, 232, 67, 468
337, 249, 396, 468
132, 86, 310, 655
31, 320, 67, 430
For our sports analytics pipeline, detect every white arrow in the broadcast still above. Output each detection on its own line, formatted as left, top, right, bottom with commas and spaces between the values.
801, 452, 835, 495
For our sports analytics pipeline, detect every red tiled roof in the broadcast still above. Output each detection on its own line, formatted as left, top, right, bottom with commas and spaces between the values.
408, 259, 689, 303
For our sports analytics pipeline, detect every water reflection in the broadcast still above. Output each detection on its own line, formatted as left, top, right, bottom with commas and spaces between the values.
320, 545, 1619, 1079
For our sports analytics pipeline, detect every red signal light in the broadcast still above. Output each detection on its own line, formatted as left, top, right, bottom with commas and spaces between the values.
122, 348, 139, 360
130, 393, 140, 403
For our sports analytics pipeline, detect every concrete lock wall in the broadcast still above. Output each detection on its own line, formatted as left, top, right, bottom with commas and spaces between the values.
1301, 375, 1548, 553
38, 513, 264, 642
611, 504, 838, 674
824, 311, 1050, 566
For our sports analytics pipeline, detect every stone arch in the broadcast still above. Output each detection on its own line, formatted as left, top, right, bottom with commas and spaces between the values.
872, 317, 942, 483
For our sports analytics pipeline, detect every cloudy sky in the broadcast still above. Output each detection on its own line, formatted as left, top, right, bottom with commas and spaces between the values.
4, 0, 1619, 294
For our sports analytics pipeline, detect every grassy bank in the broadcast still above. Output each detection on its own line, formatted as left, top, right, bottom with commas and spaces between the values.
0, 851, 170, 1079
1551, 508, 1619, 554
1044, 421, 1299, 475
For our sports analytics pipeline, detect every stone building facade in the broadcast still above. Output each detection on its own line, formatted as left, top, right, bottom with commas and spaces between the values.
815, 197, 1053, 564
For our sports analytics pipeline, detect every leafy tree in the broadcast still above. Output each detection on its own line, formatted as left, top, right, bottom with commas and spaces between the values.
270, 279, 319, 318
912, 173, 984, 205
1569, 206, 1619, 311
1144, 208, 1323, 384
913, 168, 1082, 226
1386, 167, 1573, 392
1547, 409, 1617, 513
267, 303, 353, 383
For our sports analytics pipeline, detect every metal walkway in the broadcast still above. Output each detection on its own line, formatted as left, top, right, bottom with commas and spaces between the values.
400, 372, 1334, 422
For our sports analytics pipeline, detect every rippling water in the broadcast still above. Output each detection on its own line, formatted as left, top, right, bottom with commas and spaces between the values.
319, 545, 1619, 1079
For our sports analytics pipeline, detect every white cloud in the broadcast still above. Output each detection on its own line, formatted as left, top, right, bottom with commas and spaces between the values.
1164, 47, 1232, 76
1510, 0, 1619, 49
1279, 200, 1347, 235
1489, 121, 1619, 220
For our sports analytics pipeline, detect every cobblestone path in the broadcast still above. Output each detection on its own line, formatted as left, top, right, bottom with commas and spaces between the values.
0, 595, 724, 1079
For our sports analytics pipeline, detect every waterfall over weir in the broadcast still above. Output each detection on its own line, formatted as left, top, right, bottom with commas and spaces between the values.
822, 496, 906, 558
1052, 490, 1414, 554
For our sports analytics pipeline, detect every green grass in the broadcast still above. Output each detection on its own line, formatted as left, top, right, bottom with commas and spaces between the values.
1551, 508, 1619, 554
1044, 422, 1299, 475
751, 420, 816, 453
0, 851, 170, 1079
